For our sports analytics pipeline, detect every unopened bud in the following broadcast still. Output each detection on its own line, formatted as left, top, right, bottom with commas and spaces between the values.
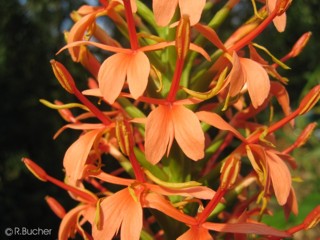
220, 154, 241, 189
291, 32, 312, 58
176, 15, 191, 60
298, 85, 320, 115
303, 205, 320, 230
50, 60, 75, 94
296, 122, 317, 148
45, 196, 66, 219
22, 158, 48, 182
115, 115, 133, 156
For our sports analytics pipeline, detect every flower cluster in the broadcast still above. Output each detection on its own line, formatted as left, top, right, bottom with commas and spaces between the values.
24, 0, 320, 239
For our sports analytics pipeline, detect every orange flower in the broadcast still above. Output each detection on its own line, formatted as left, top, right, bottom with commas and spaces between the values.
91, 171, 215, 240
227, 51, 270, 108
246, 144, 292, 206
153, 0, 206, 26
145, 102, 205, 164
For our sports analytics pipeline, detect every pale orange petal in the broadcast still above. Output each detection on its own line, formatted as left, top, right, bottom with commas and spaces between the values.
194, 23, 227, 51
145, 105, 174, 164
147, 184, 215, 200
203, 222, 291, 238
196, 111, 246, 142
266, 150, 291, 205
93, 188, 142, 240
177, 225, 212, 240
126, 51, 150, 99
153, 0, 178, 26
172, 105, 205, 161
121, 193, 143, 240
179, 0, 206, 26
284, 187, 298, 219
98, 53, 129, 104
240, 58, 270, 108
267, 0, 286, 32
228, 52, 245, 96
270, 81, 291, 117
144, 193, 197, 225
58, 205, 88, 240
67, 13, 96, 61
63, 128, 103, 185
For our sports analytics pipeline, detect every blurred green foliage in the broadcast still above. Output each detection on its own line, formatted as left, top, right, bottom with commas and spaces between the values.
0, 0, 319, 239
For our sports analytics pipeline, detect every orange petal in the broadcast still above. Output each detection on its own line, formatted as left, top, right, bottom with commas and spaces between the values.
203, 222, 291, 237
58, 205, 88, 240
93, 188, 142, 240
194, 23, 227, 52
228, 52, 245, 96
126, 51, 150, 99
147, 183, 215, 199
67, 13, 97, 61
172, 105, 205, 161
153, 0, 178, 26
240, 58, 270, 108
177, 225, 212, 240
270, 81, 291, 117
98, 53, 129, 104
267, 0, 286, 32
266, 150, 291, 205
196, 111, 246, 142
145, 105, 174, 164
179, 0, 206, 26
63, 128, 104, 185
144, 192, 197, 225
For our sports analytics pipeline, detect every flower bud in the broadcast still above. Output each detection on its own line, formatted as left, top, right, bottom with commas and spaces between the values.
45, 196, 66, 219
298, 85, 320, 115
291, 32, 312, 58
115, 115, 133, 156
176, 15, 191, 60
220, 154, 241, 189
50, 60, 75, 94
303, 205, 320, 230
22, 158, 48, 182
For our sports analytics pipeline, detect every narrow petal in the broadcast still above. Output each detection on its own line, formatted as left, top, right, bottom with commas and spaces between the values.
177, 225, 213, 240
179, 0, 206, 26
59, 205, 88, 240
148, 184, 215, 200
153, 0, 178, 26
126, 51, 150, 99
98, 53, 129, 104
228, 52, 245, 97
144, 193, 197, 225
196, 111, 246, 142
266, 150, 291, 205
145, 105, 174, 164
203, 222, 291, 238
194, 23, 227, 51
172, 105, 205, 161
63, 128, 103, 185
240, 58, 270, 108
67, 13, 96, 61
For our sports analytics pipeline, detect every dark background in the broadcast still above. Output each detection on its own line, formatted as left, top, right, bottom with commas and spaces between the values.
1, 0, 319, 239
